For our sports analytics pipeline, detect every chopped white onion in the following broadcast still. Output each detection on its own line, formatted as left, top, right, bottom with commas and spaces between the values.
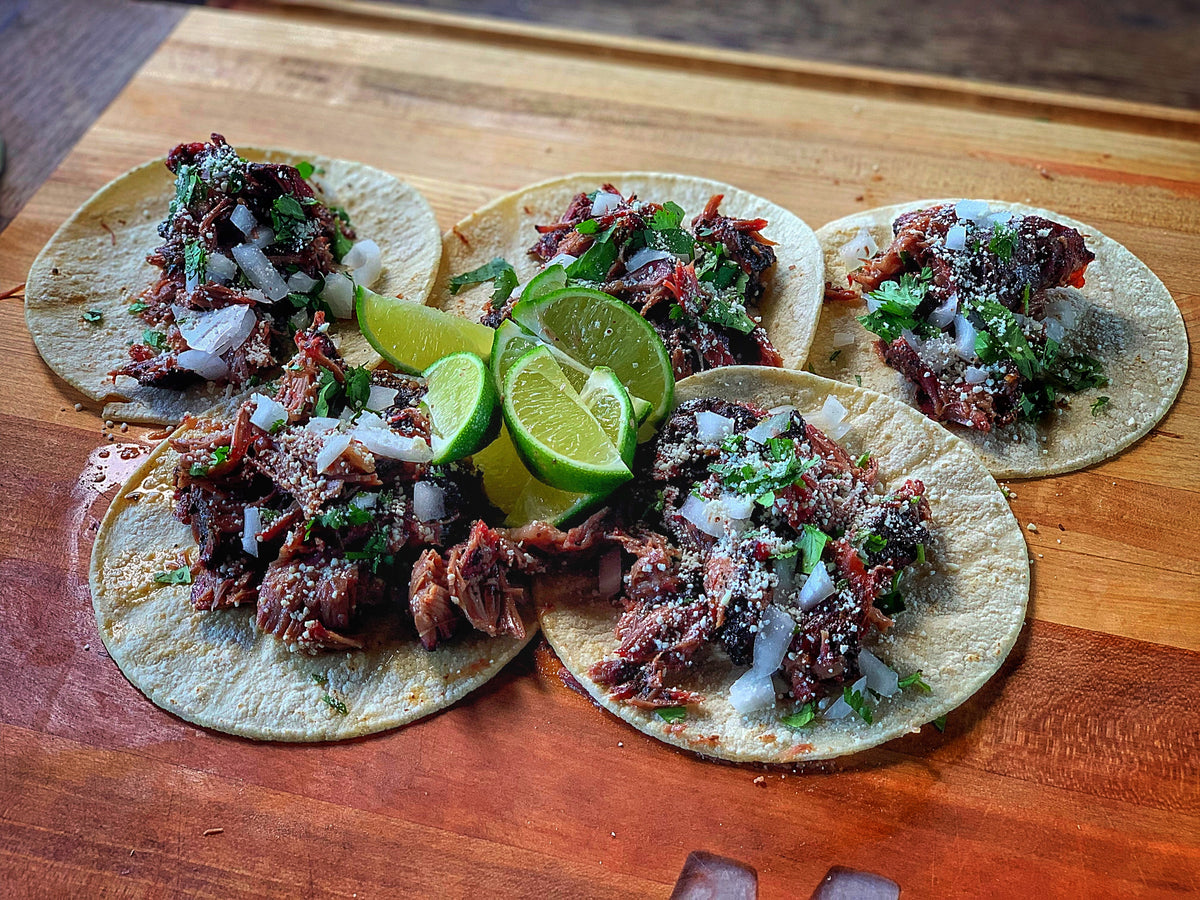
625, 247, 675, 273
598, 549, 622, 598
316, 433, 352, 474
729, 670, 776, 714
352, 413, 433, 462
720, 493, 756, 521
943, 223, 967, 251
230, 204, 257, 235
954, 199, 990, 222
366, 385, 398, 412
185, 267, 201, 294
927, 292, 960, 329
744, 412, 790, 445
964, 365, 989, 384
176, 304, 257, 356
249, 225, 274, 250
287, 270, 318, 294
413, 481, 446, 522
343, 239, 382, 288
242, 506, 261, 558
798, 563, 836, 610
1044, 298, 1079, 330
954, 313, 978, 359
831, 329, 856, 348
243, 288, 267, 305
590, 191, 621, 217
694, 411, 734, 443
807, 396, 851, 440
544, 253, 577, 270
249, 393, 288, 433
823, 693, 854, 719
678, 494, 726, 539
305, 416, 341, 433
838, 227, 878, 271
865, 294, 883, 313
351, 491, 378, 510
987, 209, 1014, 226
774, 555, 798, 600
1044, 316, 1065, 343
753, 606, 795, 674
321, 272, 355, 319
900, 328, 923, 350
232, 243, 289, 302
176, 349, 229, 380
857, 648, 899, 698
206, 251, 237, 285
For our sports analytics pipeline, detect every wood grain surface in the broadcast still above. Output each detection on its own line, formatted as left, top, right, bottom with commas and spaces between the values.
0, 6, 1197, 898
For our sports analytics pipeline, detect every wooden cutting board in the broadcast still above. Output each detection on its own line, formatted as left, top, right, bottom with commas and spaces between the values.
0, 5, 1196, 897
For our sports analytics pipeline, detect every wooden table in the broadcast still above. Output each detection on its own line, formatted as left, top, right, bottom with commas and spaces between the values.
1, 6, 1197, 897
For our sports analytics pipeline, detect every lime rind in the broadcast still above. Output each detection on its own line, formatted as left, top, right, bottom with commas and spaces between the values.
356, 284, 493, 373
502, 346, 632, 493
422, 351, 500, 464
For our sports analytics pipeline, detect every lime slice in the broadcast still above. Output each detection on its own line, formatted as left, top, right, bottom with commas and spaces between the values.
421, 352, 500, 464
502, 346, 633, 493
579, 367, 637, 466
472, 425, 601, 526
491, 318, 591, 392
510, 286, 674, 426
520, 264, 568, 304
356, 285, 493, 374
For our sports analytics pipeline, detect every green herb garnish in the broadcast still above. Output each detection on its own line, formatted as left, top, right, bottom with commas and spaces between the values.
700, 294, 756, 335
655, 706, 687, 723
565, 227, 619, 282
898, 671, 932, 694
270, 194, 308, 245
449, 257, 519, 304
296, 161, 316, 180
189, 444, 231, 477
153, 565, 192, 585
1091, 396, 1111, 416
987, 222, 1018, 262
127, 300, 149, 314
780, 703, 816, 728
861, 532, 887, 555
797, 525, 828, 575
709, 436, 818, 505
933, 715, 947, 732
169, 163, 206, 216
310, 672, 328, 687
306, 503, 374, 538
857, 268, 933, 342
842, 685, 874, 724
575, 218, 599, 235
875, 571, 905, 616
183, 239, 207, 286
322, 694, 349, 715
345, 529, 395, 573
81, 309, 103, 324
142, 329, 168, 351
855, 452, 870, 467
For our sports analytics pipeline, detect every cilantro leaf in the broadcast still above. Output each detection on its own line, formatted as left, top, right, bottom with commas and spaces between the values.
81, 309, 103, 324
127, 300, 149, 314
842, 685, 874, 724
271, 194, 308, 245
331, 228, 354, 263
797, 525, 828, 575
310, 672, 329, 687
183, 239, 207, 286
449, 258, 519, 304
655, 706, 687, 723
322, 694, 349, 715
649, 201, 685, 231
306, 503, 375, 538
344, 366, 372, 412
780, 703, 816, 728
345, 529, 395, 574
700, 294, 757, 335
933, 715, 947, 732
709, 437, 818, 503
189, 444, 230, 477
153, 565, 192, 585
296, 161, 315, 180
898, 671, 932, 694
566, 228, 619, 282
142, 329, 168, 351
875, 571, 905, 616
169, 163, 205, 216
575, 218, 599, 235
987, 222, 1018, 262
1091, 395, 1110, 416
857, 269, 932, 342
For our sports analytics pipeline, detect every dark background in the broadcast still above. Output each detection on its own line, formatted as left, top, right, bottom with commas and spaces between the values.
2, 0, 1197, 231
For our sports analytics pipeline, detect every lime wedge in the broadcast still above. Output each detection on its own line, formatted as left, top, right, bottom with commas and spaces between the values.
502, 346, 633, 493
356, 285, 493, 373
472, 425, 601, 526
421, 352, 500, 464
510, 286, 674, 426
520, 264, 568, 304
579, 367, 637, 465
491, 318, 591, 392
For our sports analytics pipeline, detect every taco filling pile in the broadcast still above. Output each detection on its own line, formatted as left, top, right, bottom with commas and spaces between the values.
169, 313, 603, 654
465, 185, 784, 380
589, 396, 932, 723
836, 201, 1105, 431
113, 133, 379, 393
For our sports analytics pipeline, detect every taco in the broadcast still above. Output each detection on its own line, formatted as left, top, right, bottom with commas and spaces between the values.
90, 316, 605, 741
431, 173, 824, 379
810, 200, 1187, 478
27, 134, 441, 425
535, 367, 1028, 763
